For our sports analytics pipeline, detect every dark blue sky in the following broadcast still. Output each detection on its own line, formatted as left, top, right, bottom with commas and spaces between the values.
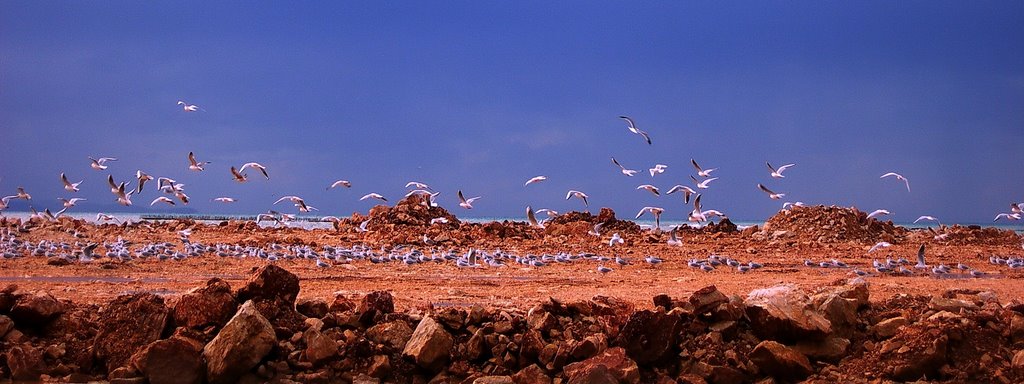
2, 1, 1022, 223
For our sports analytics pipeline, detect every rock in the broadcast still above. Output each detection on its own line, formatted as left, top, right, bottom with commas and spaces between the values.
203, 300, 276, 384
366, 320, 414, 351
466, 328, 487, 360
563, 347, 640, 384
46, 256, 72, 266
745, 285, 831, 342
173, 278, 237, 329
93, 293, 170, 374
304, 328, 338, 364
236, 264, 300, 305
6, 345, 43, 381
708, 365, 746, 384
690, 286, 729, 315
817, 295, 859, 332
513, 364, 551, 384
353, 374, 381, 384
527, 308, 557, 332
473, 376, 514, 384
0, 284, 16, 312
0, 314, 13, 337
618, 309, 681, 364
566, 364, 618, 384
402, 316, 453, 371
890, 334, 948, 381
131, 337, 204, 384
792, 336, 850, 363
871, 316, 908, 339
1012, 349, 1024, 368
296, 298, 329, 319
1009, 313, 1024, 341
10, 291, 64, 324
748, 341, 812, 381
571, 333, 607, 359
329, 294, 356, 313
368, 354, 391, 378
929, 297, 976, 312
358, 291, 395, 324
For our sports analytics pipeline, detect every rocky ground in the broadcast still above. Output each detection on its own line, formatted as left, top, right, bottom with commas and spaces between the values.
0, 202, 1023, 382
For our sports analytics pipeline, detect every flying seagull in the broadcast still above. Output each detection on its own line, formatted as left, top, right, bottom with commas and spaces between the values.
60, 173, 82, 192
188, 152, 211, 171
635, 206, 664, 229
58, 197, 86, 208
611, 157, 639, 177
230, 166, 248, 183
526, 206, 543, 228
212, 197, 237, 203
360, 193, 388, 202
405, 181, 432, 190
691, 175, 718, 189
636, 184, 660, 196
458, 190, 481, 209
757, 184, 785, 200
566, 190, 589, 207
666, 185, 696, 204
135, 171, 154, 194
691, 159, 717, 178
328, 180, 352, 189
177, 100, 202, 112
866, 209, 891, 220
524, 176, 547, 186
151, 196, 176, 206
880, 172, 910, 192
913, 215, 940, 225
240, 162, 270, 179
89, 157, 117, 171
767, 162, 795, 178
618, 115, 652, 145
649, 164, 668, 177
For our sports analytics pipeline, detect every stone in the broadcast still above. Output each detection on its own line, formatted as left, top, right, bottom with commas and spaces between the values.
890, 334, 948, 381
131, 337, 204, 384
10, 291, 64, 324
817, 295, 858, 332
467, 327, 487, 360
93, 293, 170, 374
513, 364, 551, 384
928, 297, 976, 312
563, 347, 640, 384
46, 256, 72, 266
352, 374, 381, 384
1009, 313, 1024, 341
690, 286, 729, 315
236, 264, 300, 305
566, 364, 618, 384
296, 298, 329, 319
0, 314, 13, 337
618, 309, 681, 364
792, 336, 850, 363
708, 365, 746, 384
745, 285, 832, 342
368, 354, 391, 378
571, 333, 607, 359
527, 308, 557, 332
329, 294, 356, 313
304, 328, 338, 364
872, 316, 909, 339
1012, 349, 1024, 368
748, 341, 812, 381
402, 316, 454, 371
358, 291, 395, 324
0, 284, 17, 312
473, 376, 514, 384
6, 345, 43, 381
366, 320, 414, 351
203, 300, 276, 384
173, 278, 237, 329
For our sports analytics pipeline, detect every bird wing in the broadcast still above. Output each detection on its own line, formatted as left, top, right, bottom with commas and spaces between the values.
777, 164, 795, 172
691, 159, 703, 172
766, 162, 777, 173
757, 183, 776, 195
188, 152, 198, 166
611, 157, 624, 170
917, 244, 926, 265
618, 115, 636, 130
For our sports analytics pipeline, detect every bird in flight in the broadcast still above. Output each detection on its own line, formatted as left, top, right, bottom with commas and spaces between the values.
458, 190, 481, 209
524, 175, 547, 186
767, 162, 795, 178
636, 184, 660, 196
649, 164, 668, 177
618, 115, 652, 145
188, 152, 211, 171
691, 175, 718, 189
691, 159, 717, 178
240, 162, 270, 179
866, 209, 891, 220
60, 173, 82, 192
566, 190, 589, 207
666, 185, 696, 204
635, 206, 665, 229
611, 157, 639, 177
880, 172, 910, 192
328, 180, 352, 189
757, 184, 785, 200
360, 193, 388, 202
89, 157, 117, 171
177, 100, 203, 112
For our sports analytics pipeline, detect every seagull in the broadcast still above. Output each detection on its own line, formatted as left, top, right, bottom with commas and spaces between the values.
536, 208, 559, 217
60, 173, 83, 192
666, 185, 696, 204
913, 215, 940, 225
1012, 203, 1023, 214
588, 222, 604, 237
866, 209, 891, 220
636, 184, 660, 196
915, 243, 928, 269
566, 190, 589, 207
635, 206, 664, 229
274, 195, 315, 212
609, 233, 624, 246
95, 213, 120, 224
994, 213, 1022, 222
767, 162, 795, 178
239, 162, 270, 179
405, 181, 432, 190
611, 157, 639, 177
457, 190, 481, 209
328, 180, 352, 189
649, 164, 668, 177
115, 184, 134, 206
14, 187, 31, 200
868, 241, 891, 253
782, 201, 806, 209
927, 227, 949, 241
666, 227, 683, 247
757, 184, 785, 200
230, 166, 248, 183
58, 197, 86, 208
690, 159, 717, 178
691, 175, 718, 189
688, 194, 706, 223
135, 171, 154, 194
89, 157, 117, 171
360, 193, 388, 202
187, 152, 211, 171
212, 197, 237, 203
524, 175, 547, 187
107, 175, 123, 195
151, 196, 176, 206
880, 172, 911, 192
618, 115, 652, 145
597, 265, 614, 274
526, 206, 543, 228
0, 196, 13, 211
430, 217, 449, 225
177, 100, 201, 112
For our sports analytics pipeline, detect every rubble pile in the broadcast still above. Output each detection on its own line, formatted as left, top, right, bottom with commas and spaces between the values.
762, 205, 909, 244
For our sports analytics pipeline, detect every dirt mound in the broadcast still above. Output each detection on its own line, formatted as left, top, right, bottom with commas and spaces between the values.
763, 205, 908, 244
910, 224, 1022, 246
547, 207, 640, 233
343, 195, 459, 229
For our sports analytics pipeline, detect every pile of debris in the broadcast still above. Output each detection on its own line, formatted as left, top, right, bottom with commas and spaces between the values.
762, 205, 908, 244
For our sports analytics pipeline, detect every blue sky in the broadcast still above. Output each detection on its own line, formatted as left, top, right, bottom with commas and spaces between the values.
2, 1, 1022, 223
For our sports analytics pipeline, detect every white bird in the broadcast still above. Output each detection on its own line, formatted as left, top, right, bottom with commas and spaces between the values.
239, 162, 270, 179
212, 197, 237, 203
880, 172, 911, 192
767, 162, 795, 178
150, 196, 175, 206
115, 184, 134, 206
524, 176, 547, 187
230, 166, 248, 183
274, 195, 314, 212
177, 100, 201, 112
405, 181, 432, 190
688, 194, 707, 223
691, 159, 717, 178
60, 173, 83, 192
526, 206, 543, 228
566, 190, 589, 207
458, 190, 481, 209
915, 244, 928, 269
667, 227, 683, 246
328, 180, 352, 189
89, 157, 117, 171
430, 217, 449, 225
609, 233, 624, 246
618, 115, 652, 145
868, 242, 891, 253
994, 213, 1022, 222
1011, 203, 1023, 214
635, 206, 664, 229
13, 187, 30, 200
757, 184, 785, 200
691, 175, 718, 189
0, 196, 13, 211
927, 227, 949, 241
913, 215, 940, 225
135, 170, 154, 194
636, 184, 660, 196
95, 213, 119, 224
866, 209, 891, 220
611, 157, 638, 177
58, 197, 86, 208
587, 222, 603, 237
536, 208, 559, 217
782, 201, 806, 209
649, 164, 668, 177
360, 193, 388, 202
188, 152, 211, 171
666, 185, 696, 204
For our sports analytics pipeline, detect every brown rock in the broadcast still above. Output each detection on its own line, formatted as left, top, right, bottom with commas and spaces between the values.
513, 364, 551, 384
890, 334, 948, 381
402, 316, 453, 371
1009, 313, 1024, 341
10, 290, 64, 324
871, 316, 908, 339
817, 295, 859, 332
928, 297, 976, 312
467, 327, 487, 360
353, 373, 381, 384
236, 264, 300, 305
0, 284, 17, 312
203, 300, 276, 384
304, 328, 338, 364
563, 347, 640, 384
6, 345, 43, 381
708, 365, 746, 384
473, 376, 514, 384
745, 286, 831, 342
46, 256, 72, 266
329, 294, 356, 312
792, 336, 849, 363
296, 298, 329, 319
618, 309, 681, 364
748, 341, 812, 381
93, 293, 170, 374
173, 278, 237, 329
368, 354, 391, 378
690, 286, 729, 315
571, 333, 607, 359
131, 337, 204, 384
527, 308, 557, 332
358, 291, 395, 324
1012, 349, 1024, 368
0, 314, 13, 337
366, 320, 414, 351
566, 364, 618, 384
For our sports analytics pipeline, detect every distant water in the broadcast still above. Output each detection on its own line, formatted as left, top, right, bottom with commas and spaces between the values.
3, 212, 1023, 234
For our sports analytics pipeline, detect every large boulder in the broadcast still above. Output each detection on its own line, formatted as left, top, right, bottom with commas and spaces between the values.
689, 286, 729, 315
402, 316, 453, 371
748, 340, 813, 381
745, 285, 831, 342
9, 291, 64, 325
618, 309, 681, 364
6, 345, 44, 381
131, 337, 204, 384
366, 320, 414, 351
173, 278, 237, 330
203, 300, 276, 384
236, 265, 300, 305
304, 328, 339, 364
358, 291, 395, 324
563, 347, 640, 384
93, 293, 170, 374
